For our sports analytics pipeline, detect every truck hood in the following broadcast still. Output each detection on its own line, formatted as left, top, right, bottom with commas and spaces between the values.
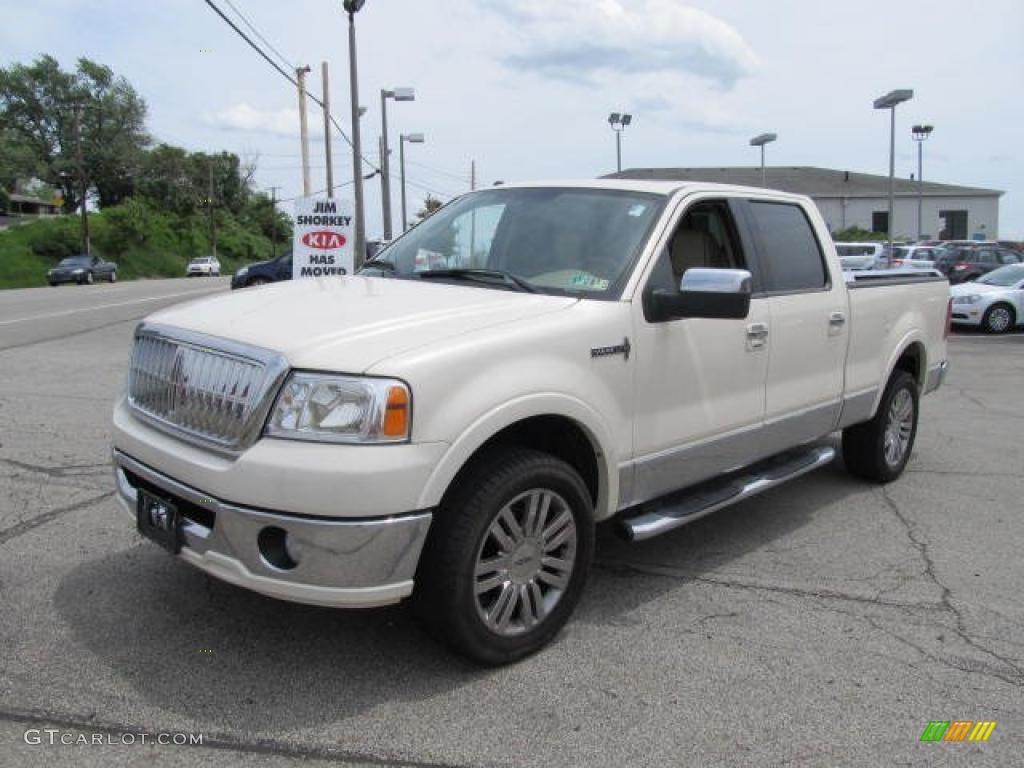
146, 275, 579, 372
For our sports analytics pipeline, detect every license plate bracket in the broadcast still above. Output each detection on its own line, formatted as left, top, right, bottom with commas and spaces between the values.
137, 488, 182, 554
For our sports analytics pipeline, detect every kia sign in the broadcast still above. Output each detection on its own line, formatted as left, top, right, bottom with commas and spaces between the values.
292, 197, 354, 279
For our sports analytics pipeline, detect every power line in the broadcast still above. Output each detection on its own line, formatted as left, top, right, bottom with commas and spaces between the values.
202, 0, 380, 172
403, 158, 471, 184
223, 0, 295, 72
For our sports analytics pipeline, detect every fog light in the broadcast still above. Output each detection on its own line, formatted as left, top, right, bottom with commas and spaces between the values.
257, 526, 298, 571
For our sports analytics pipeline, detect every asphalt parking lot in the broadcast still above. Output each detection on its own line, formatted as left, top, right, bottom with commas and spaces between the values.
0, 282, 1021, 767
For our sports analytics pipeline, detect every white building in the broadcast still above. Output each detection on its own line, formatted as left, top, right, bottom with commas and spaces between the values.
608, 166, 1003, 240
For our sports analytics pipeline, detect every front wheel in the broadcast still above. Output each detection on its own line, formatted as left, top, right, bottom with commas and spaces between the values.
414, 447, 595, 665
842, 370, 919, 483
109, 271, 117, 283
982, 303, 1015, 334
82, 271, 94, 285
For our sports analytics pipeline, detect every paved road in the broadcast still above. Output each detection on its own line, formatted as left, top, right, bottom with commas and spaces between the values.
0, 284, 1021, 767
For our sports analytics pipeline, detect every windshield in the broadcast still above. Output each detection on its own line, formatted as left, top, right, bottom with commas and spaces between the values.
191, 257, 210, 264
58, 256, 91, 266
977, 264, 1024, 286
362, 187, 665, 296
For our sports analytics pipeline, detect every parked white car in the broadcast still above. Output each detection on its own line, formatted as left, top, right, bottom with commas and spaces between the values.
950, 263, 1024, 333
884, 245, 941, 270
835, 242, 885, 270
186, 256, 221, 276
113, 180, 949, 664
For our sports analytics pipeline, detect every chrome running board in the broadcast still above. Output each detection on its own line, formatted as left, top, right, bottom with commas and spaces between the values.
619, 445, 835, 542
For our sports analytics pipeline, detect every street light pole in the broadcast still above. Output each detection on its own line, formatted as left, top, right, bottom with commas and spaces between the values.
295, 65, 312, 197
749, 133, 777, 187
379, 87, 415, 241
322, 61, 334, 197
911, 124, 933, 241
608, 112, 632, 173
344, 0, 367, 267
873, 89, 913, 265
399, 132, 424, 232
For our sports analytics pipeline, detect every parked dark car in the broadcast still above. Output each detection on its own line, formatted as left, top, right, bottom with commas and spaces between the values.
231, 251, 292, 289
47, 254, 118, 286
934, 246, 1023, 284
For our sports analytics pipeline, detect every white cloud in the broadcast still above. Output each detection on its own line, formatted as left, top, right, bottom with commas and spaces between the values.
480, 0, 759, 87
204, 103, 302, 138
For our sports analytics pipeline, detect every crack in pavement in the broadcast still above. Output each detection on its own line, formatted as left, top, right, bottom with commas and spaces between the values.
0, 457, 111, 478
878, 485, 1024, 687
0, 491, 114, 546
0, 706, 481, 768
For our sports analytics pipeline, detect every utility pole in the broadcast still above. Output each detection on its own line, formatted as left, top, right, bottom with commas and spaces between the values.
208, 160, 217, 258
321, 61, 334, 197
268, 186, 280, 257
469, 160, 477, 266
73, 103, 90, 255
470, 160, 476, 191
296, 65, 312, 197
345, 3, 367, 266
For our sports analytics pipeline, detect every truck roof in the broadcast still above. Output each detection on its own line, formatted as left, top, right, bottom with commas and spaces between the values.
498, 178, 811, 202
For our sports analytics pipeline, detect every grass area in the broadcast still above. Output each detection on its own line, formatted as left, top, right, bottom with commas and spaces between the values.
0, 200, 280, 289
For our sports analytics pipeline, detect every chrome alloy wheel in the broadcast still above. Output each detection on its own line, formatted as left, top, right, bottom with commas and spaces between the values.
883, 388, 914, 467
474, 489, 577, 637
988, 306, 1012, 333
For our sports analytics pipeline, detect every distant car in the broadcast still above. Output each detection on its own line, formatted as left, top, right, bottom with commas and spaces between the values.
881, 245, 942, 269
950, 263, 1024, 333
231, 251, 292, 289
186, 256, 221, 277
835, 242, 884, 271
47, 254, 117, 286
934, 245, 1022, 283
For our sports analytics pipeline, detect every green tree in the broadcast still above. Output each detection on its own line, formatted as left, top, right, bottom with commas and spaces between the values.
0, 55, 149, 212
416, 194, 444, 221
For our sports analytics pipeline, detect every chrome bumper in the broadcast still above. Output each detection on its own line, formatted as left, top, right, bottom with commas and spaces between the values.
113, 449, 432, 608
923, 360, 949, 395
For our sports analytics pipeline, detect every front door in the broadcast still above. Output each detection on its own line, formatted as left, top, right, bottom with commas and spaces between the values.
628, 196, 770, 507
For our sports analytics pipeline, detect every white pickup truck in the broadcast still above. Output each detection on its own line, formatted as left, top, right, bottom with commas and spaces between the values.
112, 180, 950, 664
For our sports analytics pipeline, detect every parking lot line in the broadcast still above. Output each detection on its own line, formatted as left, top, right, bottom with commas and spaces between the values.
0, 286, 224, 326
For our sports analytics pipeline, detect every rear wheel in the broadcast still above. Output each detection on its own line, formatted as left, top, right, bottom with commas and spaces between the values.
414, 447, 595, 665
842, 370, 919, 483
982, 303, 1014, 334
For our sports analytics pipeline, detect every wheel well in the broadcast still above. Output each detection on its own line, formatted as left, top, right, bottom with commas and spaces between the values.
893, 343, 925, 388
448, 416, 601, 507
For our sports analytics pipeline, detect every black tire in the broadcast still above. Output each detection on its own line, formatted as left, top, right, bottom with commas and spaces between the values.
247, 277, 271, 287
109, 271, 117, 283
413, 446, 595, 665
82, 271, 94, 285
842, 370, 919, 483
982, 303, 1015, 334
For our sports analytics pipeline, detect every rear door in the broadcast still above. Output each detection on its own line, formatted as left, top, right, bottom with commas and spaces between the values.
741, 200, 848, 449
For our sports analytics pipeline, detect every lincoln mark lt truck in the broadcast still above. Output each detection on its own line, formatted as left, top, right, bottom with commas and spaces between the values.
112, 181, 950, 664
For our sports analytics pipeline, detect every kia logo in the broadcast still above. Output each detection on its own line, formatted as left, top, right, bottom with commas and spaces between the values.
302, 231, 347, 250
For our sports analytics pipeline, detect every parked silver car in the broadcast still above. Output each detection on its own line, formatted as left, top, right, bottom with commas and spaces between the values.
835, 242, 884, 271
950, 264, 1024, 333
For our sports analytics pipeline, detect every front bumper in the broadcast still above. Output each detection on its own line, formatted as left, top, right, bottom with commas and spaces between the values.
951, 305, 984, 325
113, 449, 432, 608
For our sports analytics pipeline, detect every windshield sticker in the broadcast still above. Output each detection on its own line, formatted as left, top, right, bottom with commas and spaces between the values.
628, 204, 647, 217
414, 249, 447, 272
569, 272, 610, 291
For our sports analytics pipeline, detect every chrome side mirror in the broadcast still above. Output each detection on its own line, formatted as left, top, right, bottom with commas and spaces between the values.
651, 268, 753, 321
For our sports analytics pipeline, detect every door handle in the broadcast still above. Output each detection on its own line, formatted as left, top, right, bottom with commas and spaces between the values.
746, 322, 769, 350
829, 311, 846, 326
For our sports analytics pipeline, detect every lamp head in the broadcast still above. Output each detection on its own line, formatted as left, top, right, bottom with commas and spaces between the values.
608, 112, 620, 125
404, 133, 425, 144
343, 0, 366, 13
391, 87, 415, 102
750, 132, 777, 147
873, 89, 913, 109
621, 114, 632, 126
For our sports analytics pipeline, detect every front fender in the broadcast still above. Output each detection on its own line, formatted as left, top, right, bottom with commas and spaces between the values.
415, 393, 619, 521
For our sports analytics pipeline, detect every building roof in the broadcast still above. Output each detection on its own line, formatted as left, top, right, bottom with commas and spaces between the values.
605, 166, 1003, 199
7, 193, 61, 207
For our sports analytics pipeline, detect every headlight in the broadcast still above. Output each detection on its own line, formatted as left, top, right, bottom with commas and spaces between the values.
952, 294, 981, 304
265, 373, 410, 443
236, 266, 249, 277
72, 268, 84, 274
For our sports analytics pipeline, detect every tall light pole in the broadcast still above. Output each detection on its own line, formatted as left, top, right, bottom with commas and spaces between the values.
343, 0, 367, 266
295, 65, 312, 196
873, 89, 913, 264
321, 61, 334, 197
399, 132, 424, 232
749, 133, 777, 187
911, 124, 933, 241
608, 112, 632, 173
379, 87, 415, 241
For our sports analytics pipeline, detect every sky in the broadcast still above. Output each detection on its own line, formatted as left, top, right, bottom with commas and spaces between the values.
3, 0, 1023, 238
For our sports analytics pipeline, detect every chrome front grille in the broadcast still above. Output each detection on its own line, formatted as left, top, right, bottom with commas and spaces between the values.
127, 324, 289, 451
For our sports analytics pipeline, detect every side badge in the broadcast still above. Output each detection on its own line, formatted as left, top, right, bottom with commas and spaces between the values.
591, 337, 631, 361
